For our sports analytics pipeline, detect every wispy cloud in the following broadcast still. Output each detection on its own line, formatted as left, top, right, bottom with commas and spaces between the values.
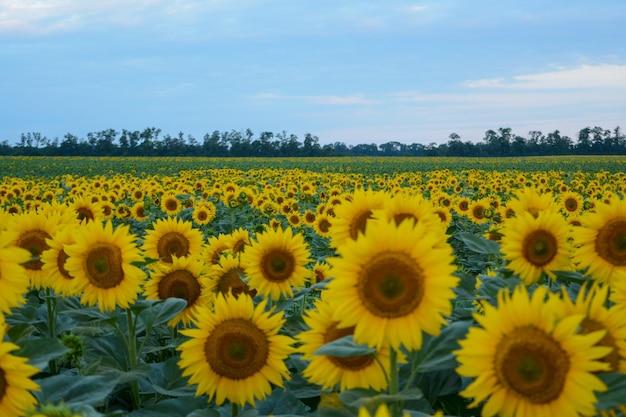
465, 64, 626, 89
248, 93, 376, 105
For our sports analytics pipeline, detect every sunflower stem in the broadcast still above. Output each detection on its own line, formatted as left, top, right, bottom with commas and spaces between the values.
45, 289, 58, 374
389, 347, 400, 417
126, 308, 140, 410
231, 402, 238, 417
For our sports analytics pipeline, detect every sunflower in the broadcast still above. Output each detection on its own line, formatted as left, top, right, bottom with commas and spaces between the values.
142, 217, 204, 264
192, 201, 216, 226
0, 323, 40, 416
468, 198, 495, 224
143, 255, 213, 326
160, 192, 182, 216
298, 298, 390, 391
202, 233, 233, 265
312, 260, 332, 283
0, 231, 31, 314
455, 285, 610, 417
571, 199, 626, 284
326, 217, 458, 350
69, 196, 103, 223
500, 210, 573, 285
241, 226, 312, 300
558, 191, 585, 217
205, 253, 256, 298
64, 221, 146, 312
177, 294, 293, 407
6, 210, 64, 289
302, 209, 317, 226
41, 225, 81, 297
373, 193, 446, 241
505, 186, 557, 218
227, 227, 251, 254
557, 283, 626, 373
330, 189, 385, 247
313, 213, 332, 238
129, 201, 149, 221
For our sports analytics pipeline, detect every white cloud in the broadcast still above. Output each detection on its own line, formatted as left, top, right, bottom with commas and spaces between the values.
465, 64, 626, 89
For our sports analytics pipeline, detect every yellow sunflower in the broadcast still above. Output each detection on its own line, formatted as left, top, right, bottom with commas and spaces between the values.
205, 253, 256, 298
177, 294, 293, 407
330, 189, 385, 247
160, 192, 182, 216
192, 201, 216, 226
129, 201, 149, 221
69, 196, 103, 223
505, 186, 557, 218
0, 323, 40, 416
571, 199, 626, 284
142, 217, 204, 264
557, 283, 626, 373
313, 213, 332, 238
312, 260, 332, 283
6, 210, 64, 289
241, 226, 312, 301
298, 298, 390, 391
326, 217, 458, 350
41, 225, 81, 297
500, 210, 573, 285
455, 285, 610, 417
64, 221, 146, 312
558, 191, 585, 217
143, 255, 213, 326
0, 231, 31, 314
202, 233, 233, 265
227, 227, 251, 254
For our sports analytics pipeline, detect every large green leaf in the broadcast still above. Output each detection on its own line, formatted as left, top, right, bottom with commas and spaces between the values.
456, 232, 501, 255
596, 373, 626, 410
136, 298, 188, 333
15, 337, 69, 370
314, 335, 376, 358
35, 374, 120, 408
411, 320, 472, 373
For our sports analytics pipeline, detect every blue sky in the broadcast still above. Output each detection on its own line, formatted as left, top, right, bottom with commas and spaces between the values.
1, 1, 625, 146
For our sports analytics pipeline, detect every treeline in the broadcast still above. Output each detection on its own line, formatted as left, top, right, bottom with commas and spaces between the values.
1, 125, 624, 157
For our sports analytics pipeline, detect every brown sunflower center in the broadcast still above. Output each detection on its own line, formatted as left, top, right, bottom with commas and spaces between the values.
158, 269, 201, 305
76, 207, 95, 222
393, 213, 417, 225
564, 198, 579, 212
472, 206, 485, 219
261, 249, 295, 282
197, 210, 208, 221
205, 318, 269, 380
165, 198, 178, 211
317, 218, 331, 234
595, 219, 626, 266
349, 210, 373, 240
580, 318, 619, 371
57, 249, 73, 280
324, 323, 374, 370
495, 326, 569, 404
85, 243, 124, 289
16, 229, 52, 270
157, 232, 190, 262
217, 267, 256, 298
358, 251, 424, 318
522, 229, 558, 267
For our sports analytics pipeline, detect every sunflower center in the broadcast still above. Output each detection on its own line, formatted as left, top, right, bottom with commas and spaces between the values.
580, 318, 619, 371
324, 323, 374, 370
358, 251, 424, 318
197, 211, 208, 221
166, 199, 178, 211
76, 207, 95, 222
261, 249, 295, 282
564, 198, 578, 212
595, 219, 626, 266
85, 244, 124, 289
472, 206, 485, 219
217, 267, 256, 298
0, 369, 6, 401
318, 218, 331, 234
158, 269, 201, 305
349, 210, 373, 240
157, 232, 190, 262
393, 213, 417, 225
57, 249, 73, 280
16, 229, 51, 270
495, 326, 569, 404
522, 229, 558, 267
205, 318, 269, 380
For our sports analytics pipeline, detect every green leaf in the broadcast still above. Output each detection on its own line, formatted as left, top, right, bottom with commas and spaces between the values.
15, 337, 69, 370
137, 298, 188, 332
127, 397, 209, 417
314, 335, 376, 358
35, 374, 120, 408
596, 373, 626, 410
457, 232, 500, 255
411, 320, 472, 373
340, 388, 423, 408
186, 410, 221, 417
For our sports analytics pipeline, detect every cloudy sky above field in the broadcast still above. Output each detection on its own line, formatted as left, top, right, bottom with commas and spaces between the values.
1, 0, 625, 146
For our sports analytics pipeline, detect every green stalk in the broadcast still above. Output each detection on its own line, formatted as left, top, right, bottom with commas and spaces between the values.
389, 348, 400, 417
126, 308, 140, 410
231, 402, 238, 417
45, 289, 58, 374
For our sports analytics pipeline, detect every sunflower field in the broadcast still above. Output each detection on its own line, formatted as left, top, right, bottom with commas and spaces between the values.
1, 155, 626, 417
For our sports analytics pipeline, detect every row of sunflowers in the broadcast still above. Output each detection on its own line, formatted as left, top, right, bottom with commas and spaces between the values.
0, 163, 626, 417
